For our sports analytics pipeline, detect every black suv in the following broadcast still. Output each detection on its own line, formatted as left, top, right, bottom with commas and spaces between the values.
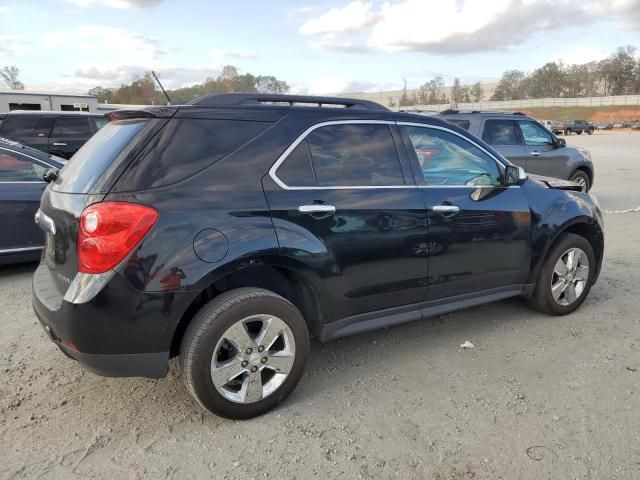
32, 94, 604, 419
0, 110, 107, 159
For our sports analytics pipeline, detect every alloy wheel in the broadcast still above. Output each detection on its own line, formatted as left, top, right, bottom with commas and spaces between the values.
550, 247, 590, 306
211, 314, 296, 403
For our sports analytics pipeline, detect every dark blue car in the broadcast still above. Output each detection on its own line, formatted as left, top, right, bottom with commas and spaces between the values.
0, 137, 65, 265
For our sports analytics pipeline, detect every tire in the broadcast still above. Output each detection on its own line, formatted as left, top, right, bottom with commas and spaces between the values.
569, 170, 590, 192
565, 129, 572, 135
180, 287, 310, 419
587, 128, 594, 135
527, 233, 596, 316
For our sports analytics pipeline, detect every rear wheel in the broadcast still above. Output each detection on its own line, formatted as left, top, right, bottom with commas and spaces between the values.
565, 128, 572, 135
180, 288, 310, 419
527, 233, 595, 315
569, 170, 590, 192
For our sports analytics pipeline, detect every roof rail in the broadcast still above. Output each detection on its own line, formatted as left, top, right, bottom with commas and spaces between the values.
440, 108, 526, 116
187, 93, 389, 111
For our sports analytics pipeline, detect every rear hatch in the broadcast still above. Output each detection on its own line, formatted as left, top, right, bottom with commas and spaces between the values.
37, 110, 172, 297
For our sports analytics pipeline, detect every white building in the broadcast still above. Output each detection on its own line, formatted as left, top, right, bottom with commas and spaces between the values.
0, 90, 99, 112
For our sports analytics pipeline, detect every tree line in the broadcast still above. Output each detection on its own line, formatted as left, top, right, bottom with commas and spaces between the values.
88, 65, 289, 105
491, 46, 639, 101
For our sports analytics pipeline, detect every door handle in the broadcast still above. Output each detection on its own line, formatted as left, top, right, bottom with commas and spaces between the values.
432, 205, 460, 216
52, 142, 67, 146
298, 204, 336, 214
530, 151, 540, 156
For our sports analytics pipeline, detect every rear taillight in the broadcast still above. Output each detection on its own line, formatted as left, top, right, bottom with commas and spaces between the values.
78, 202, 158, 274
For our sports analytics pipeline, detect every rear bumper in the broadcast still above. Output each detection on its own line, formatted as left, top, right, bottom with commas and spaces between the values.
31, 262, 194, 379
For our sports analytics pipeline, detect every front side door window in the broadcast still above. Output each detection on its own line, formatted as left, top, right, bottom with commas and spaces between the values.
403, 126, 502, 187
517, 120, 554, 146
0, 149, 47, 182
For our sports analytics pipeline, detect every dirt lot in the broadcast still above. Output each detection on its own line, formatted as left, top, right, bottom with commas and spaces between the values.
1, 133, 639, 480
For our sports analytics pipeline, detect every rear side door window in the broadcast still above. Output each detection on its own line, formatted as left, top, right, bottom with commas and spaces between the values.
446, 119, 471, 130
481, 120, 520, 146
305, 123, 404, 187
517, 120, 554, 146
0, 149, 47, 182
402, 126, 502, 187
53, 118, 92, 137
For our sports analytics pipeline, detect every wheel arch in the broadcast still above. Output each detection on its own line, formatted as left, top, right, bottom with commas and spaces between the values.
169, 264, 323, 357
528, 217, 604, 287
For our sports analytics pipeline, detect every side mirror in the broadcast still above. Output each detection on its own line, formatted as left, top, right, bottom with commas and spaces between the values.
504, 165, 527, 186
555, 137, 566, 148
43, 168, 59, 184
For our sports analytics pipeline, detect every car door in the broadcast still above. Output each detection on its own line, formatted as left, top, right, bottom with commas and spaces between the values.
517, 119, 568, 179
480, 119, 528, 169
263, 120, 429, 324
49, 117, 93, 159
0, 147, 50, 253
399, 122, 531, 300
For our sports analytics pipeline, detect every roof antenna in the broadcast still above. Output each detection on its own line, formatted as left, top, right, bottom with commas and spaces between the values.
151, 70, 171, 105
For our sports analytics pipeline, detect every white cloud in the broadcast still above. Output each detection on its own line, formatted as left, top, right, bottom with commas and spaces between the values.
42, 26, 166, 60
300, 0, 640, 55
211, 50, 258, 60
65, 0, 160, 8
0, 35, 27, 59
299, 1, 378, 35
305, 75, 396, 95
556, 47, 609, 65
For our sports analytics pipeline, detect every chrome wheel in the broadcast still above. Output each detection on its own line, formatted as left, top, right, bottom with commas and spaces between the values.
572, 175, 588, 191
551, 248, 589, 306
211, 314, 296, 404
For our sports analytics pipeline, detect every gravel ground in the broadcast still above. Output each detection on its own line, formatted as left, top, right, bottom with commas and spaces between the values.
1, 133, 639, 480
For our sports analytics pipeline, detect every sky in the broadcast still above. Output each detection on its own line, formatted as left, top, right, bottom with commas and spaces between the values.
1, 0, 639, 95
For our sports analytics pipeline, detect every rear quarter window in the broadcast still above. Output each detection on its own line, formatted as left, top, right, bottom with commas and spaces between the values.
114, 118, 271, 191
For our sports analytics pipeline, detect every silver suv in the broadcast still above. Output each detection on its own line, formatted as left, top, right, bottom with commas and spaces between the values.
436, 110, 594, 191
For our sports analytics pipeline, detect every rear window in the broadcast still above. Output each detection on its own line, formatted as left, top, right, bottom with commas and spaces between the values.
114, 118, 270, 191
52, 119, 149, 193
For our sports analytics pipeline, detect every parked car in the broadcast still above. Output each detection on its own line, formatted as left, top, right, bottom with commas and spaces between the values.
32, 94, 604, 419
540, 119, 563, 135
0, 110, 107, 159
0, 137, 65, 265
631, 121, 640, 130
437, 110, 594, 191
563, 120, 595, 135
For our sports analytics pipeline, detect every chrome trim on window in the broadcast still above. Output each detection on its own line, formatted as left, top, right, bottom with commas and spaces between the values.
268, 120, 412, 190
0, 246, 43, 254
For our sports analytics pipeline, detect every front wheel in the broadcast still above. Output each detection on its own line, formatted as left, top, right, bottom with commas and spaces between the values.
587, 128, 594, 135
569, 170, 590, 192
180, 288, 310, 419
564, 129, 572, 135
527, 233, 596, 315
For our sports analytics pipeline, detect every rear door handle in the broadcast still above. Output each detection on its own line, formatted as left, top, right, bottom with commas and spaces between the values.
432, 205, 460, 216
52, 142, 67, 146
530, 150, 540, 156
298, 204, 336, 214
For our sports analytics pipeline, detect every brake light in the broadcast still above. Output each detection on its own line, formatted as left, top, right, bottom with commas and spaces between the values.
78, 202, 158, 274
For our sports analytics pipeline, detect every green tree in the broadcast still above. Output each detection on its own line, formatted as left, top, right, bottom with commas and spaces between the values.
419, 76, 447, 105
398, 78, 412, 107
598, 46, 638, 95
470, 81, 484, 102
1, 66, 24, 89
491, 70, 527, 100
527, 62, 564, 98
87, 86, 113, 103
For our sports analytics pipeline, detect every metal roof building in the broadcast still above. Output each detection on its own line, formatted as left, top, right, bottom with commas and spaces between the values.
0, 90, 99, 112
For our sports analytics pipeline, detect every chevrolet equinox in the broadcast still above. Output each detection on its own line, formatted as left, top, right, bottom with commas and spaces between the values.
32, 94, 604, 419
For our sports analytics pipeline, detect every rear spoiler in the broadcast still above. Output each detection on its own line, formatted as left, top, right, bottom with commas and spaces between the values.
105, 107, 178, 121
